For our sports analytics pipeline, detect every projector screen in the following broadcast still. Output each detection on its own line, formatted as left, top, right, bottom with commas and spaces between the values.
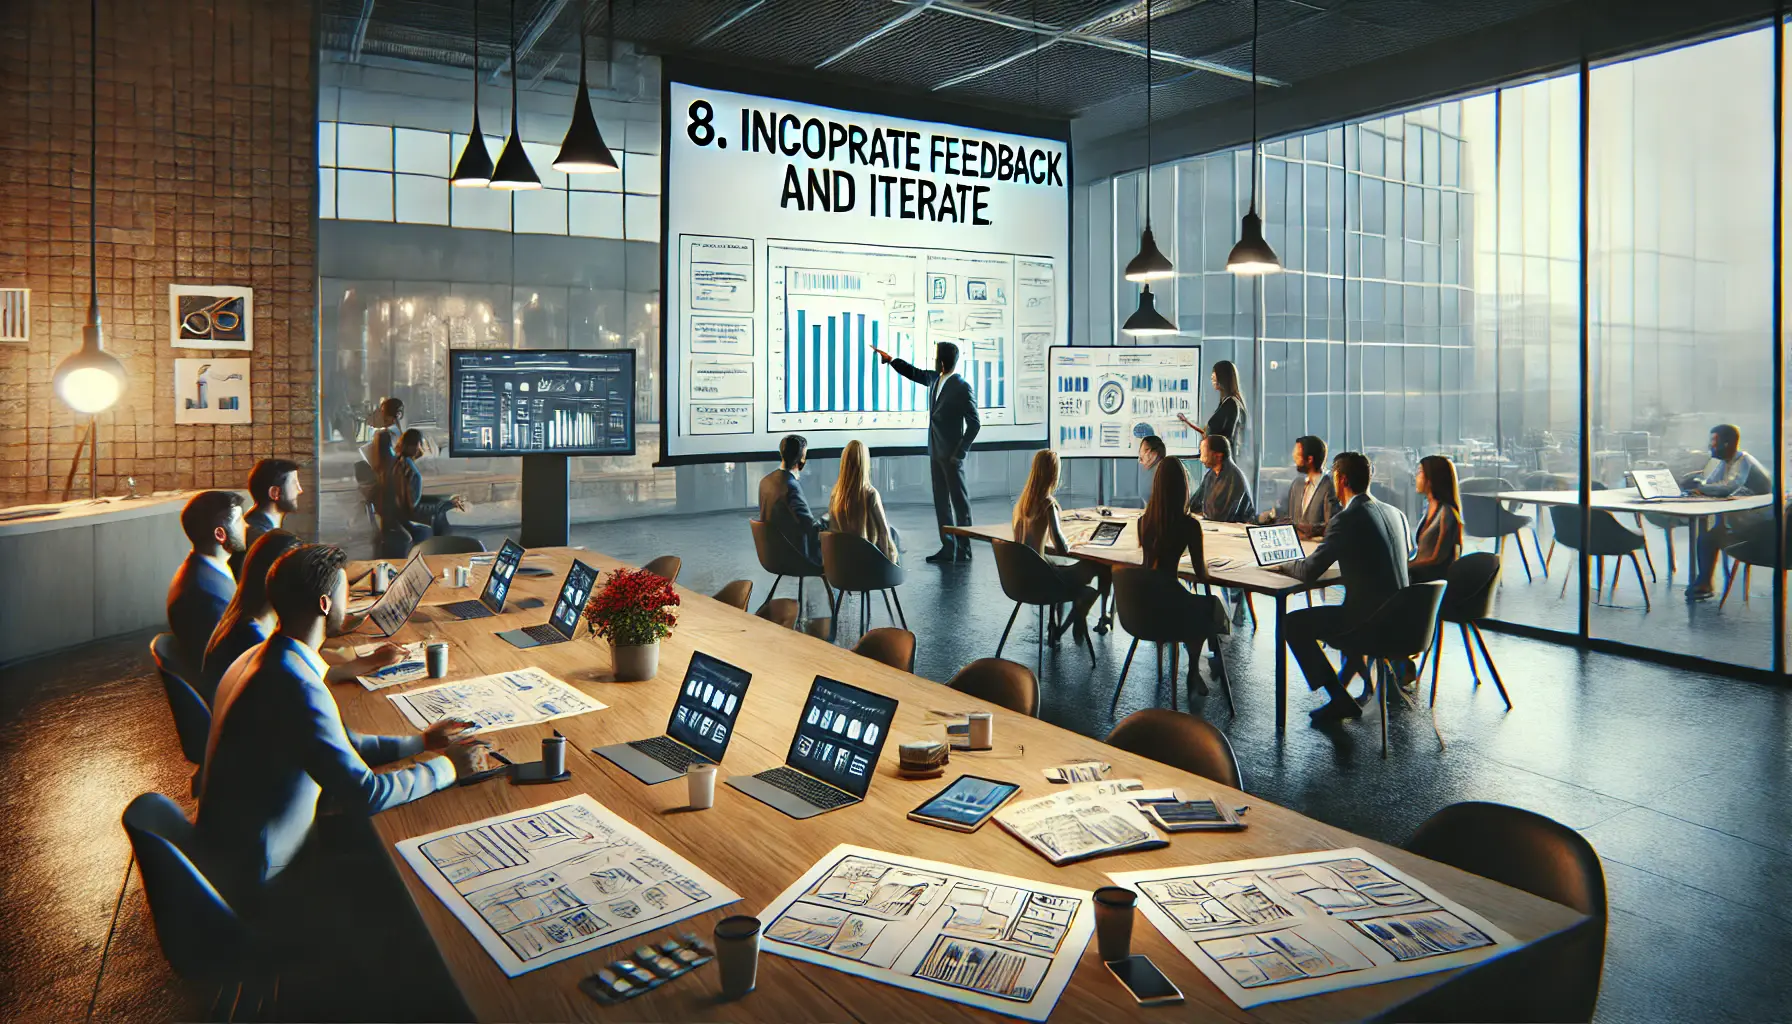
659, 63, 1070, 464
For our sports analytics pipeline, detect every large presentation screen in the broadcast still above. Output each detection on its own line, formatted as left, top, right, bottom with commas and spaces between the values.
449, 349, 636, 457
661, 65, 1070, 463
1048, 345, 1203, 459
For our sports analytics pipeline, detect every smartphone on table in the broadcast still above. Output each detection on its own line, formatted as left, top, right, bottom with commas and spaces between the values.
1106, 955, 1184, 1006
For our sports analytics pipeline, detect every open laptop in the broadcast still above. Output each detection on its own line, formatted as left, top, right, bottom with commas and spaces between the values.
594, 652, 753, 784
361, 552, 434, 637
1632, 468, 1693, 501
1246, 523, 1305, 567
497, 558, 597, 649
727, 676, 898, 819
440, 538, 524, 620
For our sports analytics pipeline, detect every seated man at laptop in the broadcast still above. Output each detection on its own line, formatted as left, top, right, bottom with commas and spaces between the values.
758, 434, 825, 566
1261, 435, 1339, 539
1190, 434, 1255, 523
1687, 423, 1774, 601
168, 490, 248, 669
1276, 452, 1411, 720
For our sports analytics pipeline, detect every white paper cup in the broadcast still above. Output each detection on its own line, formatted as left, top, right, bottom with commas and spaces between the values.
967, 711, 993, 749
714, 916, 760, 998
454, 564, 470, 588
687, 763, 718, 809
370, 563, 389, 594
425, 642, 449, 678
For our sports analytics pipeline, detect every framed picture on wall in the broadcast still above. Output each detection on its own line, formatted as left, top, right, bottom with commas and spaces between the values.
173, 358, 252, 424
170, 284, 253, 350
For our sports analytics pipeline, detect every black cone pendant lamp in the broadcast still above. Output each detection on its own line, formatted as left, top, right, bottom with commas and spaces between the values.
1122, 284, 1177, 336
1123, 0, 1173, 282
489, 0, 542, 190
55, 0, 125, 418
1227, 0, 1281, 275
554, 0, 619, 173
450, 0, 494, 186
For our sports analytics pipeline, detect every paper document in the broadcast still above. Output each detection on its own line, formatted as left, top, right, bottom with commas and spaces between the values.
1041, 760, 1109, 783
993, 780, 1162, 865
387, 667, 607, 732
353, 641, 430, 690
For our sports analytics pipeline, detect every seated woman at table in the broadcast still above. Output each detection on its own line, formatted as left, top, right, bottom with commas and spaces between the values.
1012, 448, 1108, 647
1409, 454, 1464, 585
829, 440, 901, 563
380, 428, 468, 547
1138, 456, 1231, 686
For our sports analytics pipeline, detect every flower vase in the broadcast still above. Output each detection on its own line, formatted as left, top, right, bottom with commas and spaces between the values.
612, 641, 660, 682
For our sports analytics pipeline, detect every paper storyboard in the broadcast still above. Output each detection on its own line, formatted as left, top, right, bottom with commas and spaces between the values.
1109, 847, 1516, 1008
395, 795, 740, 977
757, 844, 1093, 1021
386, 667, 607, 732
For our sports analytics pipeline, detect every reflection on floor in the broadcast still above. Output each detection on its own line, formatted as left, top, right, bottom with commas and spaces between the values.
5, 496, 1789, 1022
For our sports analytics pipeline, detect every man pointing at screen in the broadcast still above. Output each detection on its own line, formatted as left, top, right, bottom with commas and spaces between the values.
873, 341, 980, 563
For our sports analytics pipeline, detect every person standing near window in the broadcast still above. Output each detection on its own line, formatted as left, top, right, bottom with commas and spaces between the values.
1177, 360, 1248, 449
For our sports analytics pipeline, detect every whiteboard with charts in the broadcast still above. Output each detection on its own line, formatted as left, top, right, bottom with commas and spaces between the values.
1048, 345, 1202, 459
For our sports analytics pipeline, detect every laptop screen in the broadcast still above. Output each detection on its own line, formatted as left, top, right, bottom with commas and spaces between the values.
1633, 468, 1681, 500
1247, 524, 1304, 567
366, 553, 434, 636
479, 539, 525, 613
786, 676, 899, 800
667, 651, 753, 761
548, 559, 599, 640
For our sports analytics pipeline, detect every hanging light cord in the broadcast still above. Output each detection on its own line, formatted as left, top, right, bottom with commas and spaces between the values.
472, 0, 480, 110
1250, 0, 1259, 212
607, 0, 615, 91
509, 0, 518, 130
1143, 0, 1152, 226
88, 0, 98, 315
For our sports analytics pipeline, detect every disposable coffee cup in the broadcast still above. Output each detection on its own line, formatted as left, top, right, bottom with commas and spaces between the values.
714, 916, 761, 999
1094, 886, 1137, 962
425, 642, 449, 678
542, 734, 566, 777
687, 763, 718, 809
371, 563, 389, 594
454, 564, 470, 588
967, 711, 993, 749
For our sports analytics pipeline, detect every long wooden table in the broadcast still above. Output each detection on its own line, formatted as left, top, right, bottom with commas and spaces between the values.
336, 547, 1582, 1023
946, 510, 1340, 732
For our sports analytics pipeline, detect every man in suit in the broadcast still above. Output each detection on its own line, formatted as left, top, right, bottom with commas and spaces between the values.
1262, 435, 1340, 539
873, 341, 981, 563
231, 457, 303, 578
1190, 434, 1255, 522
757, 434, 825, 566
1277, 451, 1412, 720
197, 543, 486, 903
167, 490, 248, 669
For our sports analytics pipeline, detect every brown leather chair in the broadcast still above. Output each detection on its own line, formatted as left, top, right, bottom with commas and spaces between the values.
852, 627, 917, 673
946, 658, 1039, 717
756, 597, 799, 630
712, 579, 753, 611
642, 554, 682, 583
1104, 708, 1241, 789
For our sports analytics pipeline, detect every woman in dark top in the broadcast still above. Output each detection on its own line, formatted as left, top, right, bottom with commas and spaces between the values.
1137, 456, 1230, 685
1409, 454, 1464, 585
380, 428, 468, 546
1177, 359, 1247, 447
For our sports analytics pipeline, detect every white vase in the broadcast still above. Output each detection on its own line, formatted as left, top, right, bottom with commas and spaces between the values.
612, 641, 660, 682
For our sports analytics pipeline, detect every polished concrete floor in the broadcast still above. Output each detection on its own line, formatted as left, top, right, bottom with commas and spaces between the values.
5, 496, 1791, 1022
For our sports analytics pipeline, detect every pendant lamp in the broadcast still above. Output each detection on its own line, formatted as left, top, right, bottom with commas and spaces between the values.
489, 0, 542, 190
1123, 284, 1177, 336
450, 0, 494, 186
55, 0, 125, 417
1227, 0, 1281, 275
1123, 0, 1173, 282
554, 0, 618, 173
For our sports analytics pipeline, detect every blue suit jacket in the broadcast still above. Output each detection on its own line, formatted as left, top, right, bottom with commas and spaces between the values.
167, 553, 236, 670
195, 634, 452, 900
200, 615, 269, 707
758, 468, 824, 565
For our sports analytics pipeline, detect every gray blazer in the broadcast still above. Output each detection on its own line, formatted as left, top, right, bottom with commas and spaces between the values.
1191, 460, 1256, 523
1283, 474, 1341, 536
1284, 493, 1411, 625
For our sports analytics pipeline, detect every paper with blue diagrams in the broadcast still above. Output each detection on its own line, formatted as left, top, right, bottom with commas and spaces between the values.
386, 667, 607, 733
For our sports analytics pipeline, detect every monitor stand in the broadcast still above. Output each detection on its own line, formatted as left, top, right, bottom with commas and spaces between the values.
520, 453, 569, 548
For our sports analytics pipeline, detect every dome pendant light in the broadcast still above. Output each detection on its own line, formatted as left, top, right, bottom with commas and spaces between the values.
1123, 0, 1173, 282
1227, 0, 1281, 275
1122, 284, 1177, 336
489, 0, 542, 190
55, 0, 125, 420
450, 0, 494, 186
554, 0, 618, 173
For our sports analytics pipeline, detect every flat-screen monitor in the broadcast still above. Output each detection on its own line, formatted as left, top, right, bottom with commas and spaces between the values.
449, 349, 636, 457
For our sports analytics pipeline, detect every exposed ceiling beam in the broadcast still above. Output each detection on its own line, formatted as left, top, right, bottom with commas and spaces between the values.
348, 0, 376, 63
488, 0, 572, 83
817, 1, 936, 69
693, 0, 770, 46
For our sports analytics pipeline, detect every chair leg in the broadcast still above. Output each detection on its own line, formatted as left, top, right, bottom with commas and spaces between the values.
794, 576, 801, 610
1630, 553, 1651, 612
769, 575, 784, 602
1545, 539, 1556, 571
1427, 626, 1445, 707
1607, 556, 1618, 600
1379, 660, 1390, 759
1458, 622, 1480, 686
1559, 556, 1574, 599
1168, 643, 1180, 712
1531, 524, 1549, 578
1245, 593, 1258, 630
1664, 525, 1677, 576
1036, 606, 1045, 673
827, 587, 843, 642
1110, 639, 1140, 713
890, 588, 908, 630
1744, 564, 1753, 605
861, 593, 870, 638
1469, 623, 1513, 710
1212, 646, 1235, 714
1513, 535, 1534, 582
1719, 561, 1741, 610
996, 603, 1021, 657
1639, 537, 1658, 581
881, 590, 895, 623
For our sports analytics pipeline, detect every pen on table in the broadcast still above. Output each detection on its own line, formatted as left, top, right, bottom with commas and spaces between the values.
488, 749, 514, 766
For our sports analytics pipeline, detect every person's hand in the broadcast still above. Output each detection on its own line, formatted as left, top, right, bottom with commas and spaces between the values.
870, 346, 893, 364
444, 737, 491, 779
451, 495, 469, 511
358, 642, 406, 672
423, 717, 477, 751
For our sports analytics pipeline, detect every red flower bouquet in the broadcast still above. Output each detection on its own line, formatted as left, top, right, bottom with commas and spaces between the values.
582, 566, 680, 646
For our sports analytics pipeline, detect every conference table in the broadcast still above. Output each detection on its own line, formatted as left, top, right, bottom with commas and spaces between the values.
946, 510, 1340, 733
331, 545, 1582, 1023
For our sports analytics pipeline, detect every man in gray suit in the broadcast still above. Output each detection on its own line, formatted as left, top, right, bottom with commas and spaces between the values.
874, 341, 981, 563
1277, 451, 1411, 720
757, 434, 825, 565
1262, 435, 1340, 539
1190, 434, 1255, 522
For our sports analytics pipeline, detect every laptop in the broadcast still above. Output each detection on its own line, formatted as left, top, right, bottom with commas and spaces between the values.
440, 539, 524, 620
727, 676, 898, 819
497, 558, 598, 649
1246, 523, 1305, 567
594, 652, 753, 784
362, 553, 434, 637
1632, 468, 1691, 501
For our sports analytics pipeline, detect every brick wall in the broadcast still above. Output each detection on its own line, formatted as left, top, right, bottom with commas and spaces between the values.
0, 0, 315, 508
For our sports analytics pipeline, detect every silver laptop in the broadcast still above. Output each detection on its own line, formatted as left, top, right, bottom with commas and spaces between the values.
594, 652, 753, 784
727, 676, 898, 819
440, 538, 524, 620
1246, 523, 1305, 567
497, 558, 597, 648
1632, 468, 1689, 501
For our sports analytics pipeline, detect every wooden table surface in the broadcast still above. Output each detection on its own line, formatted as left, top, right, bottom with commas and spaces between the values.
336, 546, 1583, 1023
1496, 487, 1772, 519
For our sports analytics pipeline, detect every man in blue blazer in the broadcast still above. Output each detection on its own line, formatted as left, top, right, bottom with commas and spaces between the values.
230, 458, 303, 579
757, 434, 825, 566
167, 490, 248, 669
874, 341, 981, 563
196, 543, 485, 904
1277, 452, 1412, 720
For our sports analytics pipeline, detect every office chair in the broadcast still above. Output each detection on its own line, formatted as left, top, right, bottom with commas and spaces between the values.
1105, 709, 1242, 790
375, 523, 414, 561
1108, 566, 1233, 715
642, 554, 682, 583
1459, 477, 1536, 581
1424, 552, 1513, 710
749, 519, 831, 613
1546, 504, 1650, 611
820, 531, 906, 644
1384, 802, 1607, 1022
150, 633, 211, 797
755, 597, 799, 630
990, 538, 1094, 674
413, 535, 485, 555
946, 658, 1039, 717
1332, 581, 1447, 757
1717, 520, 1786, 611
712, 579, 753, 611
853, 627, 916, 673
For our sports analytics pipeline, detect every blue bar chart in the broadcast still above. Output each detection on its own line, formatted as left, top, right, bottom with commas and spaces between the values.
783, 301, 915, 414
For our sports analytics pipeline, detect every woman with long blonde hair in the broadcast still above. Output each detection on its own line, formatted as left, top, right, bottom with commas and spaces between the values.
830, 440, 899, 562
1012, 448, 1108, 645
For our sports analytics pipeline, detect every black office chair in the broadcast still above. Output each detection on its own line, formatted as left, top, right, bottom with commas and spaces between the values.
990, 538, 1093, 673
853, 627, 916, 673
750, 519, 831, 613
375, 522, 414, 560
1459, 477, 1536, 581
1108, 566, 1232, 715
755, 597, 799, 630
1105, 709, 1242, 789
1547, 504, 1650, 611
1423, 552, 1513, 711
821, 531, 906, 644
1332, 581, 1447, 757
1384, 802, 1607, 1022
150, 633, 210, 797
946, 658, 1039, 717
642, 554, 682, 583
414, 535, 485, 555
1717, 519, 1787, 611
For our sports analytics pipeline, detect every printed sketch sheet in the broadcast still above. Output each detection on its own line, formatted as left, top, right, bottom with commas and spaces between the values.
758, 844, 1093, 1021
386, 667, 607, 732
1109, 847, 1516, 1008
396, 795, 739, 977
